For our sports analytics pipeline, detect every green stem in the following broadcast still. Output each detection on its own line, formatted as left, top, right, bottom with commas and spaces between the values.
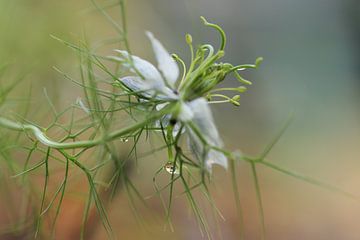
260, 161, 360, 201
229, 158, 245, 240
0, 104, 173, 149
250, 162, 265, 240
200, 16, 226, 51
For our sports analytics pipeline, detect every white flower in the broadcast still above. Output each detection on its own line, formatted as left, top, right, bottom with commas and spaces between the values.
111, 32, 227, 172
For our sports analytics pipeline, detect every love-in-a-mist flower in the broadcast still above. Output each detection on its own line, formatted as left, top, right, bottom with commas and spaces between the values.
109, 17, 262, 173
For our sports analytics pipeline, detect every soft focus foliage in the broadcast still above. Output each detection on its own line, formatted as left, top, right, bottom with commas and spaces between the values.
1, 0, 360, 240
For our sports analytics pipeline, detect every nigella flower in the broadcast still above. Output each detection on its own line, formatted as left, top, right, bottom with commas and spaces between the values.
110, 31, 228, 172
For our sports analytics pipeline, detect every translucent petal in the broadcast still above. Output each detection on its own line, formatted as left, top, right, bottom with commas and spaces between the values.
154, 103, 184, 137
187, 128, 228, 172
146, 31, 179, 88
178, 102, 194, 122
157, 86, 179, 100
120, 76, 178, 100
206, 149, 228, 171
155, 102, 169, 111
186, 98, 222, 146
185, 98, 228, 171
120, 76, 155, 98
114, 50, 164, 89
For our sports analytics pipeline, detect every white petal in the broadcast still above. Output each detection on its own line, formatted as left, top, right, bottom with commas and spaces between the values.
185, 97, 228, 171
154, 115, 184, 137
155, 102, 169, 111
120, 76, 154, 97
186, 128, 228, 172
157, 86, 179, 100
186, 98, 222, 147
178, 102, 194, 122
206, 149, 228, 172
115, 50, 164, 89
154, 103, 186, 137
120, 76, 178, 100
146, 31, 179, 88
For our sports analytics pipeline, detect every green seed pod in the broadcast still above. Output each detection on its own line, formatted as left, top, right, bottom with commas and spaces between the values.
237, 86, 247, 92
185, 33, 193, 44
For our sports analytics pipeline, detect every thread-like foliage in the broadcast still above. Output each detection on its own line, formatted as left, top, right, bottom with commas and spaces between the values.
0, 1, 359, 240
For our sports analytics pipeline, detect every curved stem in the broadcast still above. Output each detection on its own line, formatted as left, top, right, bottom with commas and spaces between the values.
0, 105, 173, 149
172, 54, 187, 87
200, 16, 226, 51
229, 57, 263, 72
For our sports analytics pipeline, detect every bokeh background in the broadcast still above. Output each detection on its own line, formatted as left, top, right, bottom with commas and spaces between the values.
1, 0, 360, 239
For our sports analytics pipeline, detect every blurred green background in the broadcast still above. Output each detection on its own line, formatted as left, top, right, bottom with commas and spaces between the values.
1, 0, 360, 239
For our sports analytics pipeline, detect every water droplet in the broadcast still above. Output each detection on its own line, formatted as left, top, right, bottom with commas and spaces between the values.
165, 162, 179, 175
121, 138, 129, 142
